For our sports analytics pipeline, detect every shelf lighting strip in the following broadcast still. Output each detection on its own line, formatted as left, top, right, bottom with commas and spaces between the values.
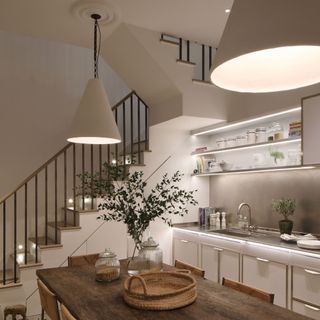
192, 107, 301, 136
195, 166, 315, 176
193, 138, 301, 156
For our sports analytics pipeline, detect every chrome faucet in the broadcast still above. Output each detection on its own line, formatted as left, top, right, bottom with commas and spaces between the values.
237, 202, 252, 230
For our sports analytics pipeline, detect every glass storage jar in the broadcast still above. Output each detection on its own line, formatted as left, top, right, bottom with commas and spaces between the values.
247, 129, 256, 144
226, 137, 236, 148
236, 135, 247, 146
273, 122, 284, 140
255, 127, 267, 143
138, 237, 163, 273
95, 249, 120, 282
216, 138, 226, 149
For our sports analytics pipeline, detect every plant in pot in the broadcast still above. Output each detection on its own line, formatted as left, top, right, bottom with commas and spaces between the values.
77, 163, 198, 274
269, 149, 285, 166
272, 198, 296, 234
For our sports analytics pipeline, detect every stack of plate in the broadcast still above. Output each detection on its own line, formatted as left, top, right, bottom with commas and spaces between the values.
297, 240, 320, 250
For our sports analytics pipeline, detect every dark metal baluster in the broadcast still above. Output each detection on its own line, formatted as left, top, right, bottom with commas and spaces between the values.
73, 144, 76, 225
179, 38, 182, 60
3, 201, 6, 285
137, 98, 141, 164
82, 144, 85, 210
64, 150, 67, 226
123, 102, 126, 166
187, 40, 190, 62
145, 104, 149, 150
90, 145, 94, 210
13, 192, 17, 281
24, 184, 28, 265
45, 167, 48, 245
99, 145, 102, 196
54, 159, 58, 244
115, 109, 118, 165
202, 44, 205, 81
160, 33, 164, 41
35, 175, 38, 263
209, 46, 212, 70
130, 95, 134, 164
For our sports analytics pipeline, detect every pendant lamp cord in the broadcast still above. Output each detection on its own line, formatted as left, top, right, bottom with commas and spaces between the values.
93, 15, 101, 79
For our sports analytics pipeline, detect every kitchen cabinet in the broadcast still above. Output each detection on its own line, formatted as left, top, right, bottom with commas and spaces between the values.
302, 94, 320, 165
242, 254, 287, 308
201, 243, 240, 283
173, 237, 198, 267
292, 266, 320, 310
292, 300, 320, 320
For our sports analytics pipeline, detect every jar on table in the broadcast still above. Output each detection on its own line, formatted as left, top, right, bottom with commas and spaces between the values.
216, 138, 226, 149
246, 129, 256, 144
95, 249, 120, 282
236, 135, 247, 146
226, 137, 236, 148
255, 127, 267, 143
138, 237, 163, 273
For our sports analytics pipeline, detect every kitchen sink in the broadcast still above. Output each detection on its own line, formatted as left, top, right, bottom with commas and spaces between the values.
209, 228, 272, 238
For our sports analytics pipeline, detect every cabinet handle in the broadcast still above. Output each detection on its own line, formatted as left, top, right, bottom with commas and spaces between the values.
256, 257, 269, 263
181, 240, 189, 243
304, 269, 320, 275
213, 247, 223, 252
304, 304, 320, 312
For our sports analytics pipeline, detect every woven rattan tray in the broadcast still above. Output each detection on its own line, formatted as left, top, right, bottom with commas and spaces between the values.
123, 271, 197, 310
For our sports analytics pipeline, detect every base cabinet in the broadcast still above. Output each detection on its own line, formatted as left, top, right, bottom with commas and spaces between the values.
173, 238, 198, 266
292, 300, 320, 320
201, 244, 239, 283
242, 255, 287, 308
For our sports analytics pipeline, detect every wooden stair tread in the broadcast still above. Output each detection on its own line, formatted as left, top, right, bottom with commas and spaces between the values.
28, 236, 62, 248
66, 207, 99, 214
176, 59, 196, 66
192, 79, 214, 86
160, 38, 179, 46
47, 221, 81, 231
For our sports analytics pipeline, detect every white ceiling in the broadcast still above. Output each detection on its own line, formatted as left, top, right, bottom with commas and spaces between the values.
0, 0, 233, 48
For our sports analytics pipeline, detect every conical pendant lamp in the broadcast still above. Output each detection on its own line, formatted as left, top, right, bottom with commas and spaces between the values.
67, 14, 121, 144
210, 0, 320, 93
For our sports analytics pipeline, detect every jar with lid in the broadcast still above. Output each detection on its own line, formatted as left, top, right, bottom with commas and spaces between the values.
95, 249, 120, 282
255, 127, 267, 143
246, 129, 256, 144
236, 135, 247, 146
267, 125, 275, 141
273, 122, 284, 140
138, 237, 163, 273
226, 137, 236, 148
216, 138, 226, 149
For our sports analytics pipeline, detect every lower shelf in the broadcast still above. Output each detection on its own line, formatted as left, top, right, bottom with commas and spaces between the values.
193, 165, 316, 176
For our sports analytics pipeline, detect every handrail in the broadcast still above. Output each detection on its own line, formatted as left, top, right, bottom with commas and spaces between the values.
0, 143, 72, 204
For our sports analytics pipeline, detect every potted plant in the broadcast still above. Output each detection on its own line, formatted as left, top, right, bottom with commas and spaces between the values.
78, 163, 198, 272
272, 198, 296, 234
269, 149, 285, 166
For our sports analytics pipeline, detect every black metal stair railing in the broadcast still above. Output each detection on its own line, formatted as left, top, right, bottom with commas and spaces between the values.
160, 33, 216, 83
0, 90, 149, 286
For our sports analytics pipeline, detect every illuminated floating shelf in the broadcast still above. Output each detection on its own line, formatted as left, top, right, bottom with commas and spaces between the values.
191, 137, 301, 156
192, 165, 316, 177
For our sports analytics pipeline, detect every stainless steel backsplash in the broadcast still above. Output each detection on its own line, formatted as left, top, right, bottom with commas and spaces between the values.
209, 169, 320, 234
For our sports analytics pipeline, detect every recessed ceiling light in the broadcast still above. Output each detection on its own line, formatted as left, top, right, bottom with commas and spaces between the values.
225, 9, 231, 13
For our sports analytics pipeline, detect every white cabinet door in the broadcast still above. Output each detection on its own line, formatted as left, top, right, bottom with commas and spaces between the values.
200, 244, 219, 282
242, 255, 287, 307
220, 249, 240, 283
292, 266, 320, 307
173, 238, 198, 267
292, 300, 320, 320
302, 94, 320, 165
200, 244, 240, 283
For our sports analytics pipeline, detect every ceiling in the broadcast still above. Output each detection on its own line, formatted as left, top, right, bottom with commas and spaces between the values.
0, 0, 233, 48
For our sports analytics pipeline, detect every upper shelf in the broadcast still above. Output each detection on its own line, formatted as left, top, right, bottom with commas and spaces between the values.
192, 137, 301, 156
191, 107, 301, 136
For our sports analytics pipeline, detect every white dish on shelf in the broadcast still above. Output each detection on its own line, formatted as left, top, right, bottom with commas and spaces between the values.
280, 233, 317, 243
297, 240, 320, 250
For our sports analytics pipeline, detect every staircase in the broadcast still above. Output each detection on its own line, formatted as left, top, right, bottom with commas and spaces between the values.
0, 90, 149, 290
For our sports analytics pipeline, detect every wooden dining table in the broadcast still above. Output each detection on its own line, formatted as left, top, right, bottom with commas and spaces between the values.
36, 260, 310, 320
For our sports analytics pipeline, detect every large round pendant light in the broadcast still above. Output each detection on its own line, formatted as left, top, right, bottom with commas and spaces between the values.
67, 14, 121, 144
210, 0, 320, 93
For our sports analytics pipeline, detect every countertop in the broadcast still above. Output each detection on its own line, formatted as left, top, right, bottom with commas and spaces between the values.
173, 223, 320, 257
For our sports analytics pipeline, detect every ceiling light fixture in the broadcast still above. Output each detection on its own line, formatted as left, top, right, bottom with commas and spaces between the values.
67, 14, 121, 145
210, 0, 320, 93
